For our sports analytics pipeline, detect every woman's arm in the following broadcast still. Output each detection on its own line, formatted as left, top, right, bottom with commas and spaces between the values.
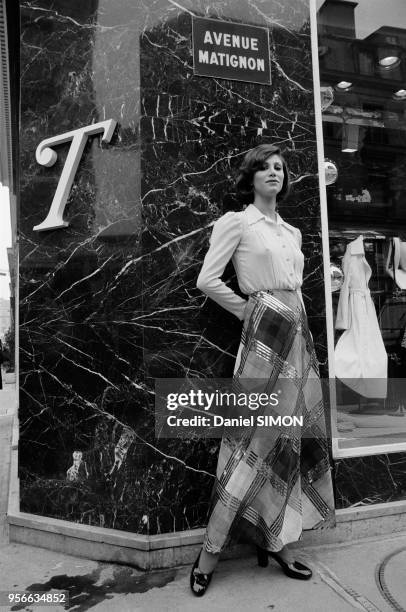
196, 211, 248, 320
292, 226, 307, 313
296, 227, 302, 249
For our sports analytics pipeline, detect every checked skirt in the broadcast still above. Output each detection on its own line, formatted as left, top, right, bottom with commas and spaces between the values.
203, 289, 335, 554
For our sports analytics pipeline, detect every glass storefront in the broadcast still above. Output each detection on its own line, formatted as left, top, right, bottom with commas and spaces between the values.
318, 0, 406, 455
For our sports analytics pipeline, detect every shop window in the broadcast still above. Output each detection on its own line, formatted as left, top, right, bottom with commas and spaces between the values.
318, 0, 406, 457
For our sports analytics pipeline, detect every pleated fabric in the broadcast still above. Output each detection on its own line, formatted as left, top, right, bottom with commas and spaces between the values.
203, 289, 335, 554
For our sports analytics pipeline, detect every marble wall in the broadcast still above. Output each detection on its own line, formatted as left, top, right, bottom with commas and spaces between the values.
19, 0, 346, 535
335, 454, 406, 508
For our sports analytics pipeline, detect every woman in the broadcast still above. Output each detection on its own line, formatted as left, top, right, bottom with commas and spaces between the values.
191, 144, 335, 596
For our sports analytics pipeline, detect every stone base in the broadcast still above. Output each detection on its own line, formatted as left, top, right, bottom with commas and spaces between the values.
8, 503, 406, 570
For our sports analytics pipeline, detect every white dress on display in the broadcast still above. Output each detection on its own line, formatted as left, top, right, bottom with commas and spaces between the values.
335, 235, 387, 398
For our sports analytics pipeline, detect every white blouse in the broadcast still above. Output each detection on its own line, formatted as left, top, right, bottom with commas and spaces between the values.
196, 203, 305, 320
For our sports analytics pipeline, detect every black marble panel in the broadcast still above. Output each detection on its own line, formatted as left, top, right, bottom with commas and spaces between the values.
335, 453, 406, 508
19, 0, 333, 534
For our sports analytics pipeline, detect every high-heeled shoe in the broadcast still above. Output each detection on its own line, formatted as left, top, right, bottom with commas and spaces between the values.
190, 550, 214, 596
256, 546, 312, 580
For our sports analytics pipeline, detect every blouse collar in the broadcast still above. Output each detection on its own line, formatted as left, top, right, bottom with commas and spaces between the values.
245, 203, 286, 227
348, 235, 365, 255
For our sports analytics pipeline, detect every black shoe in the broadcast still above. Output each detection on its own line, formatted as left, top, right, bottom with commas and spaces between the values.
190, 551, 213, 596
256, 546, 312, 580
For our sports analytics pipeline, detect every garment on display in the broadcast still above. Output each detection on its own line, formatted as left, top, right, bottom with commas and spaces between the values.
335, 235, 387, 398
385, 237, 406, 290
378, 293, 406, 348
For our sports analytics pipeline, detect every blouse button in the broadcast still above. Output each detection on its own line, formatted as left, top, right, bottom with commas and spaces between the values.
282, 244, 286, 248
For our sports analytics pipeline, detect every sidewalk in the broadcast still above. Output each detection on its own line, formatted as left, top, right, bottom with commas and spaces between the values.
1, 534, 405, 611
0, 379, 405, 611
0, 370, 16, 545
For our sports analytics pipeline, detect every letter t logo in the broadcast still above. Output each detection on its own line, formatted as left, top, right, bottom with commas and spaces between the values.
33, 119, 117, 231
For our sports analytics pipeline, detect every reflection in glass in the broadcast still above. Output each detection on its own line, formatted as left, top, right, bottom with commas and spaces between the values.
330, 262, 344, 292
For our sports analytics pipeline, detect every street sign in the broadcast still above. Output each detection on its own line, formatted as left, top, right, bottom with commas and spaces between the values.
192, 17, 271, 85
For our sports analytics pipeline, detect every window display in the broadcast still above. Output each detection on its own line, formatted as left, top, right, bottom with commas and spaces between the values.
318, 0, 406, 453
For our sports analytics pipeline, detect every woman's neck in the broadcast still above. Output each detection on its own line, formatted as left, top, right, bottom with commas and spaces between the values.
252, 195, 278, 221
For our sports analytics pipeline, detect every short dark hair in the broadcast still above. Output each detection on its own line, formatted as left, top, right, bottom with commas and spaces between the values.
236, 144, 291, 202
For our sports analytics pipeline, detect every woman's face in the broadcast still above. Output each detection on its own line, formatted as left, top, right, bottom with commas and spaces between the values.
252, 154, 285, 199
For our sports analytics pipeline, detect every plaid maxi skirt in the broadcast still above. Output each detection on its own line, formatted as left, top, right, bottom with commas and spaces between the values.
203, 289, 335, 554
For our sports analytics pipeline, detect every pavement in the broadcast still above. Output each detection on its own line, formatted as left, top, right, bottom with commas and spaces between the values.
0, 373, 406, 612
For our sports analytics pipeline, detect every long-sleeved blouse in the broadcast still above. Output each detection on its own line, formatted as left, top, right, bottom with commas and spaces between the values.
196, 203, 304, 320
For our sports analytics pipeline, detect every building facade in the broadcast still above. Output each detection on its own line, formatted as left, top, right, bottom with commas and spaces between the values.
2, 0, 406, 567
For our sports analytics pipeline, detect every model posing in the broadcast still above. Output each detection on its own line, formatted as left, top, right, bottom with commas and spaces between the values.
192, 144, 335, 596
